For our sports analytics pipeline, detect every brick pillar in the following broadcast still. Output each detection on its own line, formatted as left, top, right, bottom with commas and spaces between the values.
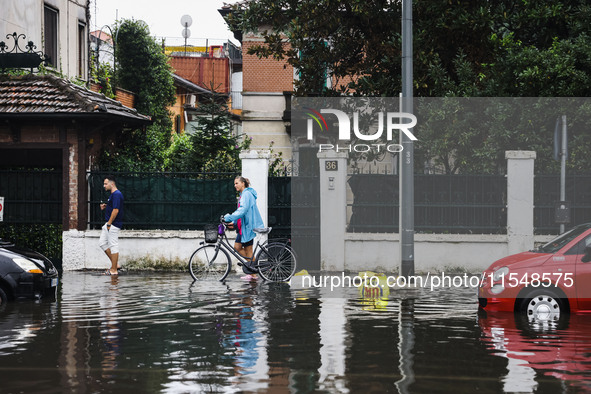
67, 129, 78, 230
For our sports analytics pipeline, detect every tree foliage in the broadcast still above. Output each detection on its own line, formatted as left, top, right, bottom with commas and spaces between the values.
114, 19, 176, 133
225, 0, 591, 173
162, 96, 251, 172
97, 19, 176, 171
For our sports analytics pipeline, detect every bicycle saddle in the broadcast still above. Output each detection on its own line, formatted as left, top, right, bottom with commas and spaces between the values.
253, 227, 272, 234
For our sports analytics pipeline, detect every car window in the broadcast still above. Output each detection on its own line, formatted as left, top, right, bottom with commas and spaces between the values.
539, 226, 590, 254
565, 234, 591, 255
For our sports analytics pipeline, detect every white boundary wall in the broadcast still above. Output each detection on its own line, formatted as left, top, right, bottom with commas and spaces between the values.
63, 150, 547, 273
63, 229, 554, 272
63, 230, 206, 270
345, 233, 554, 274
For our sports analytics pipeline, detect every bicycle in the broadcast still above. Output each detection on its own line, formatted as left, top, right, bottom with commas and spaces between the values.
189, 216, 297, 282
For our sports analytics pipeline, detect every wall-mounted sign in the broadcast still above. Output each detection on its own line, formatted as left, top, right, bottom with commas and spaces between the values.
325, 160, 338, 171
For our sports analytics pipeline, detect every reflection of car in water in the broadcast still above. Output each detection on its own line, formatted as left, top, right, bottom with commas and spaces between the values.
0, 239, 59, 305
0, 301, 58, 356
479, 312, 591, 392
479, 223, 591, 317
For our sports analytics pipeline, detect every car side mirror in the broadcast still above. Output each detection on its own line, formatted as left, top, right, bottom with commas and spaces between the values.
582, 245, 591, 263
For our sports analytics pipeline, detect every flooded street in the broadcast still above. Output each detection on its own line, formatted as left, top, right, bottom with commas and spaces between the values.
1, 272, 590, 393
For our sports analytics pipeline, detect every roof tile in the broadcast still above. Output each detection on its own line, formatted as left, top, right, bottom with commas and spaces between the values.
0, 74, 151, 124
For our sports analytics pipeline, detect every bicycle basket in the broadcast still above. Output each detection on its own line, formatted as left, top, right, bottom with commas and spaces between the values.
204, 224, 219, 243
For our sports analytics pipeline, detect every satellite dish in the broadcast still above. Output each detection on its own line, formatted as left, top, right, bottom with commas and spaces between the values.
182, 28, 191, 39
181, 15, 193, 27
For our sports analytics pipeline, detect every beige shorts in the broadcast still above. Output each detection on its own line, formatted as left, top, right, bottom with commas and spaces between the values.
99, 223, 120, 254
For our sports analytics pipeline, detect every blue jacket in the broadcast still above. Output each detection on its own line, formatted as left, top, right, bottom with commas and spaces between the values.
224, 187, 264, 243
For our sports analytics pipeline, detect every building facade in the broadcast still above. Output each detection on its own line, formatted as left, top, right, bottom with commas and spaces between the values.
1, 0, 89, 80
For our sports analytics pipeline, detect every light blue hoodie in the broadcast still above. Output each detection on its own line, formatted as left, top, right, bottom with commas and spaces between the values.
224, 187, 264, 243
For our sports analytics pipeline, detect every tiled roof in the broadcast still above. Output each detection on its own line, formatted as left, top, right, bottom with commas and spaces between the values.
172, 74, 219, 96
90, 30, 113, 45
0, 74, 151, 124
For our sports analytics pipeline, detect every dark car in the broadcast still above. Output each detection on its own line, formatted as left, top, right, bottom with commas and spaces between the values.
0, 239, 59, 305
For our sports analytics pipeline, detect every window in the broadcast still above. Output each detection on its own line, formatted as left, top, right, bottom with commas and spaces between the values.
44, 5, 58, 67
565, 234, 591, 255
539, 225, 589, 254
297, 41, 331, 93
78, 23, 86, 78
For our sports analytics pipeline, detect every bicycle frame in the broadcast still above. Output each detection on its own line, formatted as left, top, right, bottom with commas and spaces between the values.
205, 223, 266, 268
201, 221, 292, 272
191, 220, 296, 282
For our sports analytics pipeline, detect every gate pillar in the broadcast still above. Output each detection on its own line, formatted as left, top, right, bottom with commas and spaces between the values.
240, 150, 270, 228
506, 151, 536, 254
318, 151, 348, 271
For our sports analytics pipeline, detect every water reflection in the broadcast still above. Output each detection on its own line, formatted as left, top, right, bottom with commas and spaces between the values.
100, 275, 121, 379
396, 299, 415, 394
0, 272, 589, 392
479, 311, 591, 392
0, 300, 57, 356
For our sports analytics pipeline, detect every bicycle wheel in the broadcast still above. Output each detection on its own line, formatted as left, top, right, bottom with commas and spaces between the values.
256, 242, 297, 282
189, 244, 232, 281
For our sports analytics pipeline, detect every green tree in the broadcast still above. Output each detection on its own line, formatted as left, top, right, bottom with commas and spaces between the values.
98, 19, 176, 171
161, 96, 251, 172
225, 0, 591, 173
162, 133, 193, 172
188, 96, 251, 172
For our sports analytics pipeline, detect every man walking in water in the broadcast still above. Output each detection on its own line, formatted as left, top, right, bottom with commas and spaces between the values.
99, 175, 124, 275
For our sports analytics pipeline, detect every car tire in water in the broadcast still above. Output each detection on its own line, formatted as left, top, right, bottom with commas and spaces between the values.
189, 244, 231, 282
518, 288, 567, 320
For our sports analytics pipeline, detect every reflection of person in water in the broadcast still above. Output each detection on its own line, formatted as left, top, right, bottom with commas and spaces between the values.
225, 289, 262, 375
100, 276, 122, 378
234, 307, 259, 372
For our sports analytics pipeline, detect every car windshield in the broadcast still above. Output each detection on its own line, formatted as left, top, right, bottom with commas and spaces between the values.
538, 225, 591, 253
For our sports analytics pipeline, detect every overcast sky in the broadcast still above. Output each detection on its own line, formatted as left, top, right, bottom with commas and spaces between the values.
89, 0, 240, 47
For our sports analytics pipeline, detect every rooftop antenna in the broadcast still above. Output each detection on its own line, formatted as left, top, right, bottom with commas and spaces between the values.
181, 15, 192, 56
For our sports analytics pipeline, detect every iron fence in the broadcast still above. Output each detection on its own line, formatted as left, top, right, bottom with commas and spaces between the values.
87, 171, 239, 230
534, 174, 591, 234
348, 174, 507, 234
268, 176, 291, 238
0, 169, 63, 262
0, 169, 62, 224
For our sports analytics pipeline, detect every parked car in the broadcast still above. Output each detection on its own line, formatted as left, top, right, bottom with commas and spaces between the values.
0, 239, 59, 305
479, 223, 591, 317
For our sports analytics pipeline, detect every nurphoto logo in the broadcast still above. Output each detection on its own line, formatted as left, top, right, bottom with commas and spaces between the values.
304, 107, 418, 153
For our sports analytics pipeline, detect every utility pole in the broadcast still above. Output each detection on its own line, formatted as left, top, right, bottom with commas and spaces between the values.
400, 0, 414, 276
553, 115, 568, 234
560, 115, 567, 234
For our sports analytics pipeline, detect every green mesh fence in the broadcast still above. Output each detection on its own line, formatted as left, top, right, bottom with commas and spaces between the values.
88, 172, 239, 230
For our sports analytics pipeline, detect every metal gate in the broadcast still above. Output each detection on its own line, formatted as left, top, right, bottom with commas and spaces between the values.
0, 169, 63, 264
0, 170, 62, 224
268, 149, 320, 271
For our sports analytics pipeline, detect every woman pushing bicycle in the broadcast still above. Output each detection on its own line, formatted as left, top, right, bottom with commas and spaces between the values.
224, 176, 264, 279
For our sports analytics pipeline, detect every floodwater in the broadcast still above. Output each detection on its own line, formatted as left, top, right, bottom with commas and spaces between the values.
1, 272, 591, 393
